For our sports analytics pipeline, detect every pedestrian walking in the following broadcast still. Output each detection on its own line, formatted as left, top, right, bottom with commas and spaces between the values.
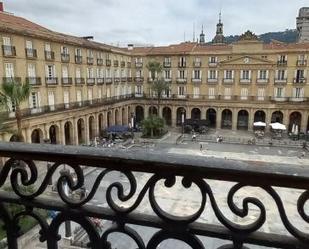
200, 143, 203, 151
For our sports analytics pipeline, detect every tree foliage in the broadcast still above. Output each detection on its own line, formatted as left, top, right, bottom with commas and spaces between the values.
141, 115, 165, 138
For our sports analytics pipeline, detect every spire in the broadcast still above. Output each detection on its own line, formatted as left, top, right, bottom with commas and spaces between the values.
219, 11, 222, 24
212, 11, 225, 44
199, 24, 205, 44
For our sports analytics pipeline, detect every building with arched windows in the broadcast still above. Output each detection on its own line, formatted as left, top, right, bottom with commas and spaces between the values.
0, 6, 309, 144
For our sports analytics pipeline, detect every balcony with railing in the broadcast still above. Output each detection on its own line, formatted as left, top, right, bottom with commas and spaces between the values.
134, 77, 144, 83
208, 61, 218, 67
75, 78, 85, 85
25, 48, 37, 59
1, 45, 16, 57
193, 61, 202, 67
277, 60, 287, 67
87, 57, 94, 65
127, 77, 133, 82
192, 78, 202, 83
45, 77, 58, 85
114, 60, 119, 67
2, 77, 21, 84
97, 58, 103, 66
293, 78, 307, 84
256, 78, 269, 84
61, 77, 73, 85
61, 53, 70, 63
164, 78, 172, 83
44, 51, 55, 61
106, 59, 111, 66
121, 77, 127, 82
176, 77, 187, 83
239, 78, 252, 84
114, 77, 120, 83
105, 77, 113, 84
75, 55, 83, 64
297, 60, 307, 66
207, 78, 218, 84
274, 78, 287, 84
86, 78, 95, 85
0, 143, 308, 249
97, 78, 104, 85
26, 77, 41, 86
222, 78, 235, 84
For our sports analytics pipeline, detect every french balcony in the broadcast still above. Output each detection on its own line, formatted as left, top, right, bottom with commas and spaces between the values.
121, 61, 126, 67
26, 77, 41, 86
208, 61, 218, 67
297, 60, 307, 66
2, 77, 21, 84
114, 60, 119, 67
239, 78, 252, 84
193, 61, 201, 67
61, 53, 70, 63
164, 78, 172, 83
75, 78, 85, 85
97, 78, 104, 85
272, 96, 288, 101
44, 51, 55, 61
25, 48, 37, 59
105, 77, 113, 84
106, 59, 111, 66
289, 97, 307, 102
2, 45, 16, 57
256, 78, 269, 84
293, 78, 307, 84
127, 62, 131, 68
163, 61, 171, 68
127, 77, 133, 82
97, 58, 103, 66
222, 78, 234, 84
45, 77, 58, 85
86, 78, 95, 85
61, 77, 73, 85
121, 77, 127, 82
274, 78, 287, 84
176, 77, 187, 83
114, 77, 120, 83
87, 57, 94, 65
135, 62, 143, 68
178, 62, 186, 68
192, 78, 202, 83
207, 78, 218, 84
277, 60, 287, 67
134, 77, 144, 83
75, 55, 83, 64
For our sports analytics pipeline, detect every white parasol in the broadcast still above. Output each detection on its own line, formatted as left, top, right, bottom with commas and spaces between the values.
270, 122, 286, 130
253, 121, 266, 127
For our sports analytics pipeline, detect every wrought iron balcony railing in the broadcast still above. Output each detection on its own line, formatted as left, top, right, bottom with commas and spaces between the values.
97, 58, 103, 66
2, 45, 16, 57
75, 78, 85, 85
75, 55, 83, 64
97, 78, 104, 85
44, 51, 55, 61
61, 53, 70, 63
26, 77, 42, 86
25, 48, 37, 59
0, 143, 308, 249
61, 77, 73, 85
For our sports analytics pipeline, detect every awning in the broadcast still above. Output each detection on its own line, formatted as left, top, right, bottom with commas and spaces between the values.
253, 121, 266, 127
106, 125, 129, 133
270, 122, 286, 130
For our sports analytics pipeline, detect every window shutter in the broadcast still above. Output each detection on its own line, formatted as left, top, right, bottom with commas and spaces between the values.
284, 70, 287, 79
301, 88, 304, 97
29, 95, 33, 109
215, 70, 218, 79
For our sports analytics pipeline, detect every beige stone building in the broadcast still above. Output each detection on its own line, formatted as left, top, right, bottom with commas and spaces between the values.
0, 8, 309, 145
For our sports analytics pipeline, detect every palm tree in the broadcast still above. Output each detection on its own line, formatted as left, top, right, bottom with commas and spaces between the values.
0, 80, 31, 142
146, 61, 170, 115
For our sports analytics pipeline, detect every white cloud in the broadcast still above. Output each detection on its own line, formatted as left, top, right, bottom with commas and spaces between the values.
4, 0, 308, 46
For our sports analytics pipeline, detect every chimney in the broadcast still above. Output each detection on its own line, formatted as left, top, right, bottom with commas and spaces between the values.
0, 2, 3, 12
127, 44, 134, 50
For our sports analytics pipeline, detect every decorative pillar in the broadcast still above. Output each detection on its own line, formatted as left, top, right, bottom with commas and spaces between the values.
85, 115, 90, 145
60, 121, 66, 145
201, 107, 206, 120
216, 108, 222, 129
301, 111, 308, 133
171, 106, 177, 127
72, 118, 78, 145
25, 128, 32, 143
186, 107, 191, 119
248, 109, 254, 132
265, 109, 272, 133
283, 110, 289, 131
232, 109, 238, 131
93, 114, 99, 137
43, 124, 49, 140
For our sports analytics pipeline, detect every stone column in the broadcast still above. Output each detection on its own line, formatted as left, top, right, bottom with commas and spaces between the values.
265, 109, 272, 133
84, 116, 90, 145
25, 128, 32, 143
232, 109, 238, 131
103, 111, 108, 128
43, 124, 49, 141
59, 121, 65, 145
216, 108, 222, 129
283, 110, 289, 131
93, 114, 99, 137
171, 106, 177, 127
144, 105, 149, 119
72, 118, 78, 145
248, 109, 254, 132
186, 107, 191, 119
301, 111, 308, 133
201, 107, 206, 120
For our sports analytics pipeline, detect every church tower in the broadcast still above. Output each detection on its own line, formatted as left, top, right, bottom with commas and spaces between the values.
212, 12, 225, 44
199, 25, 205, 44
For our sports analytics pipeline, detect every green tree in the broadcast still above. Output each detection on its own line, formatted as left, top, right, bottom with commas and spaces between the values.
146, 61, 170, 115
0, 81, 31, 142
141, 115, 165, 138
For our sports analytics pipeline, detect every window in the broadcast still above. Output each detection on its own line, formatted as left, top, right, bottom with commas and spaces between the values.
48, 91, 55, 109
257, 88, 265, 101
63, 91, 69, 108
87, 68, 94, 78
135, 85, 143, 96
136, 70, 143, 77
62, 66, 69, 78
75, 68, 81, 78
178, 70, 186, 79
45, 43, 51, 52
26, 40, 33, 50
97, 68, 104, 78
274, 87, 285, 98
224, 88, 231, 99
258, 70, 267, 79
276, 70, 286, 80
178, 86, 185, 96
293, 87, 304, 98
46, 65, 56, 78
5, 63, 14, 77
27, 64, 36, 78
87, 49, 93, 58
179, 57, 186, 65
61, 46, 69, 54
278, 55, 287, 62
164, 70, 171, 79
193, 87, 200, 98
29, 92, 40, 109
208, 70, 217, 79
88, 89, 93, 102
76, 90, 82, 104
295, 69, 305, 82
240, 88, 248, 100
193, 70, 201, 79
164, 57, 171, 63
75, 48, 82, 56
135, 57, 142, 63
241, 70, 250, 80
3, 36, 11, 46
224, 70, 233, 79
209, 56, 217, 63
208, 88, 215, 99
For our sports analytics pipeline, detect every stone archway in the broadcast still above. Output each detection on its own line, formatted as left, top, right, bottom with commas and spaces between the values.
162, 107, 172, 126
191, 108, 201, 120
88, 116, 95, 141
64, 121, 73, 145
9, 134, 19, 142
254, 110, 266, 122
135, 106, 144, 124
237, 110, 249, 130
31, 128, 43, 144
271, 111, 283, 123
149, 106, 158, 116
77, 118, 85, 145
176, 107, 186, 126
49, 125, 59, 144
289, 111, 302, 132
221, 109, 232, 129
206, 108, 216, 128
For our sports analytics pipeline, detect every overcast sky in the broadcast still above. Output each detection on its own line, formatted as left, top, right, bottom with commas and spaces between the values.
4, 0, 309, 46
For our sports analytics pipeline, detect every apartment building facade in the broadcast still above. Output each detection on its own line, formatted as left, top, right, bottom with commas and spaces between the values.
0, 11, 309, 145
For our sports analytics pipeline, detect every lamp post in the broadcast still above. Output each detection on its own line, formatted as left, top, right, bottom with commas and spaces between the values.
181, 109, 185, 135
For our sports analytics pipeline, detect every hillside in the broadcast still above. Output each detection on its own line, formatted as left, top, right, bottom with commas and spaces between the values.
224, 29, 298, 43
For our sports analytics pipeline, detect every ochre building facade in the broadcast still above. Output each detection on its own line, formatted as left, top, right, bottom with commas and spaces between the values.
0, 10, 309, 145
